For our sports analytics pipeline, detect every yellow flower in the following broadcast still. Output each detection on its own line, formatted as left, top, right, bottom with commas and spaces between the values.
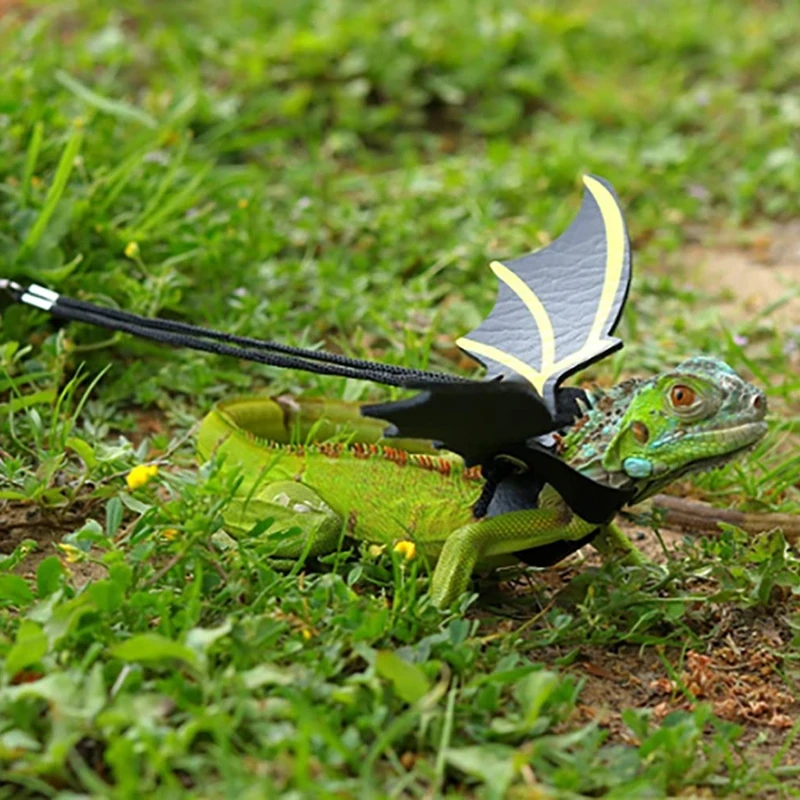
393, 540, 416, 561
126, 464, 158, 490
57, 543, 84, 564
368, 544, 386, 558
237, 198, 249, 209
124, 241, 140, 259
162, 528, 179, 541
301, 628, 313, 641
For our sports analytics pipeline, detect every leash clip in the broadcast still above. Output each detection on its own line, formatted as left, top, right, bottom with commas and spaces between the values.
0, 278, 23, 296
0, 280, 59, 310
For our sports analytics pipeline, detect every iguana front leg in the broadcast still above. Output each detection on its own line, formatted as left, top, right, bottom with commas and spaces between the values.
591, 521, 646, 566
431, 493, 598, 608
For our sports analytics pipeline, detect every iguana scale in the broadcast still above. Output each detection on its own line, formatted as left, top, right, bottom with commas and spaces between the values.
197, 357, 768, 608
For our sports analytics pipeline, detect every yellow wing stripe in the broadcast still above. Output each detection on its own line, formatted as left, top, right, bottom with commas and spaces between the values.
456, 259, 556, 393
581, 175, 626, 350
540, 176, 627, 377
459, 176, 627, 396
488, 260, 556, 368
456, 337, 546, 395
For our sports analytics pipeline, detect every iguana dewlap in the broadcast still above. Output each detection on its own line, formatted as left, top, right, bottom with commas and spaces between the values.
197, 357, 767, 608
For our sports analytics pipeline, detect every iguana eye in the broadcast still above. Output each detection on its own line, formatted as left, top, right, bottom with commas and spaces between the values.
669, 384, 696, 407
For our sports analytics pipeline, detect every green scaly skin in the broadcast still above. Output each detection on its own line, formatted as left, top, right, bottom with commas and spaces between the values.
197, 357, 767, 608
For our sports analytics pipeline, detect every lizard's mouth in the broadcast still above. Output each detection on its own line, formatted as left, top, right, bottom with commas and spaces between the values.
686, 441, 760, 473
687, 419, 768, 457
661, 419, 768, 474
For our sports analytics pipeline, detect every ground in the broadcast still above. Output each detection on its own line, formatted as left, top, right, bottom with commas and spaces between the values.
1, 2, 800, 797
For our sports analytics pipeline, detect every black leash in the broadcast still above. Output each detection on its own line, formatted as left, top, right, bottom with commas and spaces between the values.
0, 279, 472, 390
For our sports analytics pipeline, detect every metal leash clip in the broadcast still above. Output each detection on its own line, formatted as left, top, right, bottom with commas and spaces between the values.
0, 279, 58, 310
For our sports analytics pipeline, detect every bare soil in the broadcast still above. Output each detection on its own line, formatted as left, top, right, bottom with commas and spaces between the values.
0, 501, 108, 587
684, 224, 800, 329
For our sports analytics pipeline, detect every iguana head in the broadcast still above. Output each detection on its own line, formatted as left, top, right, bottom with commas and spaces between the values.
563, 357, 768, 503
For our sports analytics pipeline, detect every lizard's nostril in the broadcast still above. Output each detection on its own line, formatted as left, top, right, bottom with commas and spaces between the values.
752, 393, 766, 416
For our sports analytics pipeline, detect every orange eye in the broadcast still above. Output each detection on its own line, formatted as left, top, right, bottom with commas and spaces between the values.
670, 384, 696, 407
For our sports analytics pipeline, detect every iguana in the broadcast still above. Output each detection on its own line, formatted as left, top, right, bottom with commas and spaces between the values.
197, 356, 768, 608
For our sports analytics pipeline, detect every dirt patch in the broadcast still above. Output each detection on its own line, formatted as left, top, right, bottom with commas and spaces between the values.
0, 0, 29, 19
484, 545, 800, 775
619, 519, 687, 561
128, 406, 171, 449
559, 602, 800, 772
0, 502, 108, 588
565, 637, 798, 749
684, 224, 800, 328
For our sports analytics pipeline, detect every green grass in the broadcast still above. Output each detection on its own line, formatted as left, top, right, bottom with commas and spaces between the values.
1, 0, 799, 796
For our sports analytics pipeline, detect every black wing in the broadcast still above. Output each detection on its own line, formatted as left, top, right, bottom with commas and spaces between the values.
362, 175, 633, 523
363, 378, 554, 462
364, 174, 631, 448
456, 174, 631, 414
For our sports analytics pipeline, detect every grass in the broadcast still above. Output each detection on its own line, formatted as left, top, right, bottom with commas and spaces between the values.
0, 0, 799, 796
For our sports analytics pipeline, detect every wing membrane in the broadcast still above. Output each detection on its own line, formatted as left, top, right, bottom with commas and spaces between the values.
457, 175, 631, 412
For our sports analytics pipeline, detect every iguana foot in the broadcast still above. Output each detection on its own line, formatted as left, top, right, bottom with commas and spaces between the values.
592, 521, 647, 566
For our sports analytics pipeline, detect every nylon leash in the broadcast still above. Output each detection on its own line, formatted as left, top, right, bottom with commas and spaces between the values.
0, 279, 473, 390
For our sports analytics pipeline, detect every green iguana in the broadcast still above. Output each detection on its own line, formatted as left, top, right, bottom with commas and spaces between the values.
197, 356, 768, 608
